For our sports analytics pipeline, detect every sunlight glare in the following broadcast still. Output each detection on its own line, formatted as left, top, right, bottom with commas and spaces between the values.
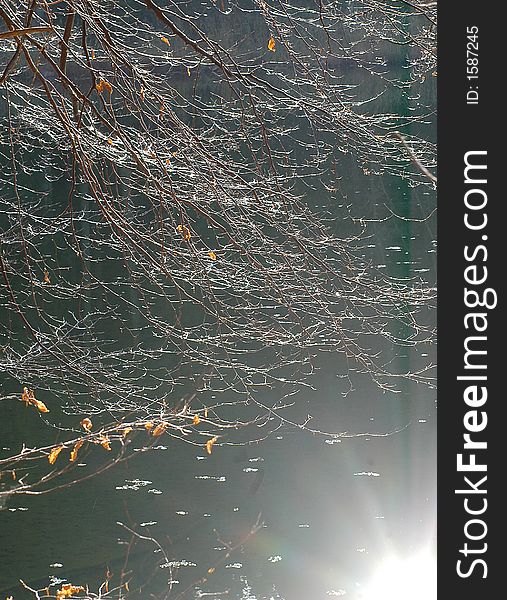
360, 551, 436, 600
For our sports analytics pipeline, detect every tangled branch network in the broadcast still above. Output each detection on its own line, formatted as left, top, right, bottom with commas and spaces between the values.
0, 0, 437, 464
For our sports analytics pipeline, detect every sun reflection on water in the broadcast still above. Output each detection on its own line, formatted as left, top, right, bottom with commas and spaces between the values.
359, 551, 436, 600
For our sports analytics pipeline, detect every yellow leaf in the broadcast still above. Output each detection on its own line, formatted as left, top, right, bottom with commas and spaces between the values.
21, 386, 31, 406
34, 399, 49, 413
140, 86, 145, 102
43, 269, 50, 284
80, 418, 93, 432
99, 435, 112, 451
122, 427, 133, 437
208, 251, 217, 260
70, 439, 84, 462
205, 436, 218, 455
56, 584, 84, 600
107, 139, 113, 145
193, 414, 200, 425
152, 422, 167, 437
91, 49, 96, 60
145, 422, 154, 431
268, 36, 276, 52
22, 387, 48, 412
11, 470, 16, 481
48, 445, 64, 465
176, 224, 191, 242
125, 582, 129, 591
187, 66, 191, 76
161, 36, 170, 46
207, 567, 215, 574
96, 79, 112, 95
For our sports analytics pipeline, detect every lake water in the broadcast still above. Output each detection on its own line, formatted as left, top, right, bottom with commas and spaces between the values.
0, 55, 436, 600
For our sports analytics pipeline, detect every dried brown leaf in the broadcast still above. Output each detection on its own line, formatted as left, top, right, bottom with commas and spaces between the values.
48, 445, 64, 465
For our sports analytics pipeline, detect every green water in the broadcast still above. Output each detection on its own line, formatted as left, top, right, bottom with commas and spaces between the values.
0, 36, 436, 600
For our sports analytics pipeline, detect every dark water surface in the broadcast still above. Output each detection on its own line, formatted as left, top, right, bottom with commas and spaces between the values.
1, 208, 436, 600
1, 70, 436, 600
